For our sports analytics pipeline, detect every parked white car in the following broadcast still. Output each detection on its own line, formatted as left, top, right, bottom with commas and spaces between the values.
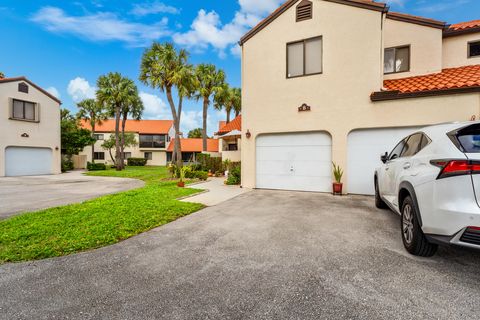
375, 121, 480, 256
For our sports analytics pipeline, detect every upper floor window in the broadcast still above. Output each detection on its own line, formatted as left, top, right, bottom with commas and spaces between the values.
12, 99, 36, 121
296, 0, 312, 22
384, 46, 410, 74
139, 134, 166, 148
287, 36, 322, 78
94, 134, 104, 140
468, 41, 480, 58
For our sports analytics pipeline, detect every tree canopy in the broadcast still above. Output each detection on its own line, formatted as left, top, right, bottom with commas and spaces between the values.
61, 109, 95, 155
187, 128, 203, 138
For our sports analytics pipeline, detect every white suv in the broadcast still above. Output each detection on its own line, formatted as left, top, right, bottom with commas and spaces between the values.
375, 122, 480, 257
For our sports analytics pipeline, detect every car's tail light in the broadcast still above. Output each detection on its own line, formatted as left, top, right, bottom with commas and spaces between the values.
430, 160, 480, 179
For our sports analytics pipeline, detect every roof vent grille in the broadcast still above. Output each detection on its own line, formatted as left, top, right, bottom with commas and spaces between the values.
296, 0, 313, 22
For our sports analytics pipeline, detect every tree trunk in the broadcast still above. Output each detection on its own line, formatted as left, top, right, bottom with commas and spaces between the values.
108, 148, 115, 164
235, 110, 240, 117
226, 110, 231, 123
114, 104, 121, 171
91, 122, 95, 163
166, 87, 182, 168
120, 113, 127, 169
202, 97, 208, 152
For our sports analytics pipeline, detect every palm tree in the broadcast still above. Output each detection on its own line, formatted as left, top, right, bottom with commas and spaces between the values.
194, 64, 225, 151
119, 85, 143, 169
96, 72, 136, 171
0, 71, 4, 78
214, 85, 241, 123
76, 99, 106, 162
140, 42, 194, 168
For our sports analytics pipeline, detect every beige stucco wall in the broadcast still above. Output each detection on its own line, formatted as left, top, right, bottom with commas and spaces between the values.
220, 137, 241, 162
241, 0, 480, 192
78, 132, 168, 166
383, 18, 443, 80
443, 33, 480, 68
0, 80, 61, 176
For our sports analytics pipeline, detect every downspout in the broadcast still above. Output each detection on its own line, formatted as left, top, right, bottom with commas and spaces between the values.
380, 6, 388, 91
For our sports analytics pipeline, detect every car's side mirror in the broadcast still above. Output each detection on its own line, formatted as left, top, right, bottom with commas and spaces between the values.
381, 152, 389, 164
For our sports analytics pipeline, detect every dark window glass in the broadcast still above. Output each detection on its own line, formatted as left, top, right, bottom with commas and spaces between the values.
140, 135, 166, 148
228, 144, 238, 151
401, 133, 423, 157
389, 139, 407, 161
12, 99, 36, 121
469, 41, 480, 57
144, 152, 152, 160
384, 46, 410, 74
123, 152, 132, 159
94, 134, 104, 140
419, 134, 431, 151
94, 152, 105, 160
182, 152, 194, 162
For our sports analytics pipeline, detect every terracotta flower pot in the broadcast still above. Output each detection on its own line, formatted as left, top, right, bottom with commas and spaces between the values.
333, 182, 343, 195
177, 181, 185, 188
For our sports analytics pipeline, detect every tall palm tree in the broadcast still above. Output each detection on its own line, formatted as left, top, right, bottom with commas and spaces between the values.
140, 42, 194, 168
96, 72, 136, 171
214, 85, 241, 123
120, 91, 143, 169
194, 64, 226, 151
76, 99, 106, 162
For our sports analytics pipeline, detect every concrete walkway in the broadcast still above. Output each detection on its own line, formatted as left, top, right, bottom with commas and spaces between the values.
0, 170, 144, 219
181, 177, 250, 206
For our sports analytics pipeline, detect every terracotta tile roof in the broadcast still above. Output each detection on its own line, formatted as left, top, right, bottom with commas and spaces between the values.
449, 19, 480, 31
217, 115, 242, 135
0, 76, 62, 104
167, 139, 219, 153
240, 0, 386, 45
372, 65, 480, 101
80, 119, 173, 134
444, 19, 480, 37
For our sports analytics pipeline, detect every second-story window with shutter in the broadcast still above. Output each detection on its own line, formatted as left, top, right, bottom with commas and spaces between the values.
296, 0, 312, 22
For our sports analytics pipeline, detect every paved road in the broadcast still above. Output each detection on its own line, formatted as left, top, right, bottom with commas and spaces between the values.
1, 190, 479, 319
0, 171, 144, 219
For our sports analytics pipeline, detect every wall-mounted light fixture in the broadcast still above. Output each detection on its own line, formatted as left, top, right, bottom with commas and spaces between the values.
246, 130, 251, 139
55, 146, 59, 151
21, 133, 29, 138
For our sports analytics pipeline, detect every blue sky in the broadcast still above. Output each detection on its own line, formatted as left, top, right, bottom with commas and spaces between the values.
1, 0, 479, 134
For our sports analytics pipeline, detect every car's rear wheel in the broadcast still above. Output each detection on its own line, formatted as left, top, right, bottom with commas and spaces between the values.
375, 179, 387, 209
401, 196, 437, 257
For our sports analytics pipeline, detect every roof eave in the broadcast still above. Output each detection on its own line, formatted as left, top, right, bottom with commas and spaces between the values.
371, 86, 480, 101
386, 12, 446, 29
443, 26, 480, 38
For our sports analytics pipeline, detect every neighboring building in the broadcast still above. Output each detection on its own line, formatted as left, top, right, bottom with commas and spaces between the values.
240, 0, 480, 195
0, 77, 61, 177
166, 138, 220, 163
216, 115, 242, 162
79, 119, 174, 166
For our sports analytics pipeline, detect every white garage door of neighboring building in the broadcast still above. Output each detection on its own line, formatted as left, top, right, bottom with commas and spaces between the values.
347, 127, 422, 195
5, 147, 53, 177
256, 132, 332, 192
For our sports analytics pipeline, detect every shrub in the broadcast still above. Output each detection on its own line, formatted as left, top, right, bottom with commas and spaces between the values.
196, 153, 223, 173
127, 158, 147, 166
61, 156, 74, 173
87, 162, 107, 171
226, 165, 241, 185
194, 171, 208, 181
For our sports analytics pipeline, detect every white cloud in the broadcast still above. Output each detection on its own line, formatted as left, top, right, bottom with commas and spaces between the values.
131, 2, 179, 16
173, 0, 282, 58
139, 91, 171, 119
180, 110, 202, 135
46, 87, 61, 99
31, 6, 170, 46
67, 77, 96, 103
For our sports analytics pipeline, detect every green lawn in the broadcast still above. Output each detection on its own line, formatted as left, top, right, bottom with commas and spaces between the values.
0, 166, 203, 264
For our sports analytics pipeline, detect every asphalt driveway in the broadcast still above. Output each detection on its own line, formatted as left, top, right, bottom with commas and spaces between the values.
1, 190, 479, 319
0, 171, 144, 219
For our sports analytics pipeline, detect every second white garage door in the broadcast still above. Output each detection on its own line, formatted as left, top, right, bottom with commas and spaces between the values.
256, 132, 332, 192
5, 147, 53, 177
347, 127, 422, 195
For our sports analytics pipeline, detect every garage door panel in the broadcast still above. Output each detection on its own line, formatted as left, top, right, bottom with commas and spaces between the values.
256, 132, 332, 192
347, 127, 422, 195
5, 147, 53, 177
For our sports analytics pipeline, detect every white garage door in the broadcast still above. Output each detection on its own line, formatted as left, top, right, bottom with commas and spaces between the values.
256, 132, 332, 192
347, 127, 422, 195
5, 147, 53, 177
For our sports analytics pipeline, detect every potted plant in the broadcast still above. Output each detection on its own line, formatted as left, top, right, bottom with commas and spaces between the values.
177, 166, 186, 188
223, 159, 232, 178
332, 162, 343, 195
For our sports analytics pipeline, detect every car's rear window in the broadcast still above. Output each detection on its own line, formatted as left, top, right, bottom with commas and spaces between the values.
454, 124, 480, 153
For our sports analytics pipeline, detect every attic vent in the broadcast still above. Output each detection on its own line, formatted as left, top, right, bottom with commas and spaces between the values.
18, 82, 29, 93
296, 0, 313, 22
